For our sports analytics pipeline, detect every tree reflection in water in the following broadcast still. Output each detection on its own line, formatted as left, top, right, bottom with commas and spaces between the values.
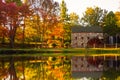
0, 56, 71, 80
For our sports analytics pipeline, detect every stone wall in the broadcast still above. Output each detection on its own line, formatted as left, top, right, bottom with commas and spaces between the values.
71, 32, 103, 48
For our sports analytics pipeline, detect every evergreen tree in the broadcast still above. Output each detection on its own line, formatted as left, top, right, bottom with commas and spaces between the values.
103, 11, 118, 36
60, 0, 68, 22
60, 0, 71, 47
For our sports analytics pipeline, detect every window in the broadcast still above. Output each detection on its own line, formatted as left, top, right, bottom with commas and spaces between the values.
81, 43, 83, 46
75, 37, 77, 40
87, 37, 89, 40
81, 37, 84, 39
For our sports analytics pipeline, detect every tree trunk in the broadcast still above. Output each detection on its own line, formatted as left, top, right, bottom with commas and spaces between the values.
22, 59, 25, 80
22, 24, 25, 48
9, 25, 17, 48
1, 60, 6, 80
1, 36, 5, 44
9, 57, 18, 80
9, 35, 15, 48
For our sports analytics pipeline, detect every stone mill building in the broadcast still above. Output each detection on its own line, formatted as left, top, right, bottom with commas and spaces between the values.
71, 25, 103, 48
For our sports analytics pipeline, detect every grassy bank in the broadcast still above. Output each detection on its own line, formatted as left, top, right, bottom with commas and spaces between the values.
0, 48, 120, 57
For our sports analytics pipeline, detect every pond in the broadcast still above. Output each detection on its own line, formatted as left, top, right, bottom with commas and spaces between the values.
0, 55, 120, 80
0, 56, 71, 80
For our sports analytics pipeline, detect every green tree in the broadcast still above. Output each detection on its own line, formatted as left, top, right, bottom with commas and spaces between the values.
81, 6, 107, 26
60, 0, 71, 46
103, 11, 118, 36
60, 0, 68, 22
5, 0, 22, 6
103, 68, 120, 80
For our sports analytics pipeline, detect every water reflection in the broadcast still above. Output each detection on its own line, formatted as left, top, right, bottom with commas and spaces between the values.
0, 56, 71, 80
72, 56, 120, 80
0, 56, 120, 80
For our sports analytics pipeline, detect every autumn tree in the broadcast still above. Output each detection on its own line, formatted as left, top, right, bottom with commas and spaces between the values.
0, 25, 8, 44
47, 22, 64, 48
69, 12, 79, 26
81, 6, 107, 26
0, 1, 7, 43
0, 1, 31, 48
5, 0, 22, 6
16, 17, 37, 44
26, 0, 59, 46
115, 12, 120, 27
115, 12, 120, 33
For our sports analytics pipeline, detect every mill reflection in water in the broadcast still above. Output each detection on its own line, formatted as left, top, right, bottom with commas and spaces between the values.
71, 56, 120, 79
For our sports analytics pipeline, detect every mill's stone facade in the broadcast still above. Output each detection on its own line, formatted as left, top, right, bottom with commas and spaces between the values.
71, 26, 103, 48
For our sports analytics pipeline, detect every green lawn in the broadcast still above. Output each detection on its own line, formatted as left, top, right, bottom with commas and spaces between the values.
0, 48, 120, 57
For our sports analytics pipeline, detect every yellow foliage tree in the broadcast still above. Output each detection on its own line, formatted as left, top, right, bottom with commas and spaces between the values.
115, 11, 120, 27
81, 6, 107, 26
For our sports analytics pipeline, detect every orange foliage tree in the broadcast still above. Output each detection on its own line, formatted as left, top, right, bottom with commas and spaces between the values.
47, 22, 64, 48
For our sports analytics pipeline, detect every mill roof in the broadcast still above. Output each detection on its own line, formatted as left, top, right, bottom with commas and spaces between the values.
71, 25, 103, 33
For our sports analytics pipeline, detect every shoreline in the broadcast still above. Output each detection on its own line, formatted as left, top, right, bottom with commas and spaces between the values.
0, 48, 120, 56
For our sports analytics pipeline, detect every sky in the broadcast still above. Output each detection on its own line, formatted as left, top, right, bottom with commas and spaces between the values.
54, 0, 120, 17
